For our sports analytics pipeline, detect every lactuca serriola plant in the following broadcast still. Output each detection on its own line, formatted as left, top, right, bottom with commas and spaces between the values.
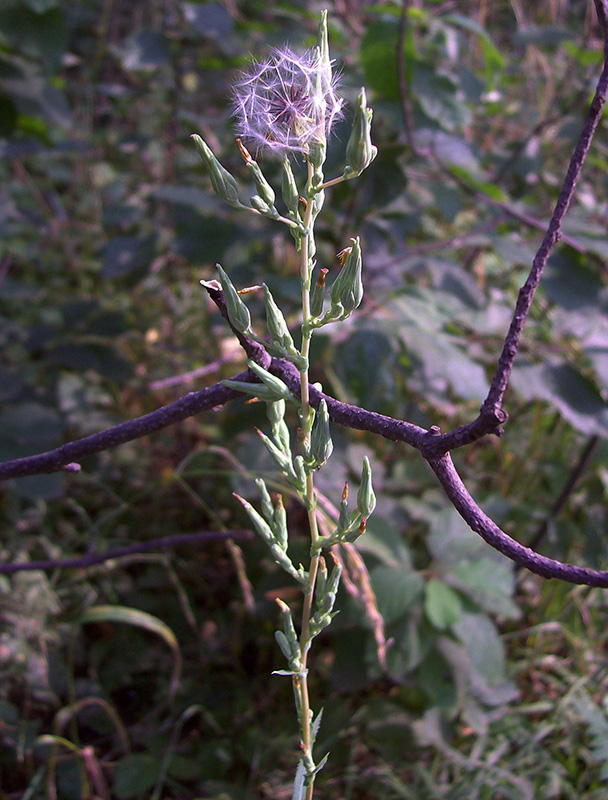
192, 11, 377, 799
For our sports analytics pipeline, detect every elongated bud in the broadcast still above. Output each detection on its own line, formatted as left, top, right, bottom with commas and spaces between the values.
309, 399, 333, 469
317, 10, 332, 87
273, 494, 288, 551
216, 263, 252, 334
255, 478, 275, 525
357, 456, 376, 519
254, 427, 294, 475
191, 134, 241, 207
330, 237, 363, 317
281, 157, 301, 216
276, 598, 302, 669
250, 194, 280, 219
237, 138, 276, 207
315, 557, 328, 603
343, 88, 378, 179
338, 482, 350, 532
263, 284, 295, 349
246, 359, 292, 402
233, 492, 274, 544
310, 268, 328, 317
267, 398, 286, 428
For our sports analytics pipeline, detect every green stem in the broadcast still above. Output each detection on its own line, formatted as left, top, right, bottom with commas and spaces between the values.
296, 159, 320, 800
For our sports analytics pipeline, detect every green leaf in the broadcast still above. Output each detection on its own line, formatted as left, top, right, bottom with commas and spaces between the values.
450, 558, 520, 620
511, 362, 608, 439
370, 566, 424, 624
452, 612, 507, 687
413, 65, 471, 131
113, 753, 158, 799
79, 606, 181, 702
424, 579, 462, 630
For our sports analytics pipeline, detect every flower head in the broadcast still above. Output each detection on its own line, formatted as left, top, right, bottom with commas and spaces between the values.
232, 46, 343, 157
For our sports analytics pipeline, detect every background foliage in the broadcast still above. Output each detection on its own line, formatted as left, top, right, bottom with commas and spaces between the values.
2, 1, 608, 798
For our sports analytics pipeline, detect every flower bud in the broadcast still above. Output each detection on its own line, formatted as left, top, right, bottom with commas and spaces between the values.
357, 456, 376, 519
263, 284, 295, 351
256, 478, 275, 525
329, 237, 363, 318
247, 359, 292, 402
281, 157, 301, 216
216, 263, 252, 334
273, 493, 288, 551
191, 134, 241, 207
310, 268, 328, 318
343, 88, 378, 179
309, 399, 333, 469
338, 482, 350, 533
237, 138, 276, 207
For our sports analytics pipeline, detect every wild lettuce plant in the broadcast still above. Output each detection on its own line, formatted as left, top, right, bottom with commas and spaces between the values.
192, 11, 377, 798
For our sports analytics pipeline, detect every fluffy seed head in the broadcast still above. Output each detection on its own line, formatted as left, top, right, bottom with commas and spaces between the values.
232, 46, 343, 157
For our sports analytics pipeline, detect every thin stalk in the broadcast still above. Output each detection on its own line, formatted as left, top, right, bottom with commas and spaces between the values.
296, 159, 321, 800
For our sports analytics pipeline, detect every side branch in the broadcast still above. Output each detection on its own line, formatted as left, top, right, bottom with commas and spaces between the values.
0, 530, 253, 575
429, 454, 608, 588
481, 55, 608, 418
0, 378, 247, 481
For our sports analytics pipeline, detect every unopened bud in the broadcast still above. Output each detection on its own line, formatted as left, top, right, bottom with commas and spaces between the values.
309, 399, 333, 469
281, 157, 300, 216
216, 263, 251, 334
330, 237, 363, 317
310, 268, 328, 317
191, 134, 241, 207
237, 138, 276, 207
357, 456, 376, 519
263, 284, 295, 350
343, 88, 377, 179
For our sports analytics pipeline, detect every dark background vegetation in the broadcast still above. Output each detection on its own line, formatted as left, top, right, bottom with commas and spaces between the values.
2, 1, 608, 798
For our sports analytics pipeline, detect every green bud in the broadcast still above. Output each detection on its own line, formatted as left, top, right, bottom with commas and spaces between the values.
250, 194, 280, 219
281, 157, 301, 216
263, 284, 296, 351
343, 88, 378, 179
293, 455, 307, 496
317, 10, 332, 87
277, 598, 302, 669
255, 478, 275, 526
338, 482, 350, 533
267, 399, 286, 428
254, 427, 295, 477
233, 492, 274, 545
309, 399, 333, 469
191, 134, 241, 207
310, 268, 328, 318
317, 562, 340, 617
273, 494, 288, 551
216, 263, 252, 335
308, 139, 327, 172
357, 456, 376, 519
237, 138, 276, 207
246, 359, 292, 402
329, 237, 363, 318
267, 399, 291, 455
315, 557, 328, 603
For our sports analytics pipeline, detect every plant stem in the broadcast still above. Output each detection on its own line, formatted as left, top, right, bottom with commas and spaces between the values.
296, 159, 321, 799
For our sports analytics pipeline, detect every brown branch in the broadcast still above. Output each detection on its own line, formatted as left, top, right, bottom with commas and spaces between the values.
481, 49, 608, 419
429, 454, 608, 588
0, 530, 253, 575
